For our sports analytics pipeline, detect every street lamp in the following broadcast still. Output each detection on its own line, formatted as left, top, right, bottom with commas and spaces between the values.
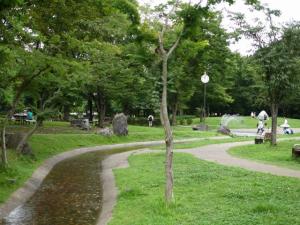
201, 72, 209, 123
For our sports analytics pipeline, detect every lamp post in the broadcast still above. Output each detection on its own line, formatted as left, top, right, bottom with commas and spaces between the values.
201, 72, 209, 123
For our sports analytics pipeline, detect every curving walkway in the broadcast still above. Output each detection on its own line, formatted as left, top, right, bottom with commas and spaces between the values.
177, 140, 300, 178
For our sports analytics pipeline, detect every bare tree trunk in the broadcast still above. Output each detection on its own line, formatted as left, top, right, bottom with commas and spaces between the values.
1, 126, 8, 166
16, 119, 41, 153
63, 106, 70, 121
157, 0, 183, 204
161, 57, 174, 203
88, 94, 93, 123
95, 92, 106, 128
270, 102, 278, 146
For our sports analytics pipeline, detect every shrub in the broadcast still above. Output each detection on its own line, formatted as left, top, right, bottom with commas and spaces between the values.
186, 118, 193, 125
179, 119, 186, 125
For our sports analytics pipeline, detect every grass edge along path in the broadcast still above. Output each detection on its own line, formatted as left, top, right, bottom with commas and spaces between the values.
110, 152, 300, 225
229, 138, 300, 170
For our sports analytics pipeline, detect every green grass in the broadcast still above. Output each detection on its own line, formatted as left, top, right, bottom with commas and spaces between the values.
229, 140, 300, 170
110, 153, 300, 225
192, 116, 300, 129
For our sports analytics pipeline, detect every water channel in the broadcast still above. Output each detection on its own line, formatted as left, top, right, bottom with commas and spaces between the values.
1, 148, 136, 225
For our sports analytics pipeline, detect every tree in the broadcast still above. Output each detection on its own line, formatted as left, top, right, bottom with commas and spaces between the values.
152, 0, 258, 203
231, 6, 300, 145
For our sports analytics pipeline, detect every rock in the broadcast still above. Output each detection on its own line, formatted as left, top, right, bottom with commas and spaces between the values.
112, 113, 128, 136
217, 125, 231, 135
96, 127, 113, 136
5, 133, 33, 155
192, 124, 209, 131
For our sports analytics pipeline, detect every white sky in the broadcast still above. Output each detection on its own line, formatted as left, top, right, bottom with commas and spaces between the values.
137, 0, 300, 55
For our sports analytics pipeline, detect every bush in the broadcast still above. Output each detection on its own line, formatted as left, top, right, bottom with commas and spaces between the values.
186, 118, 193, 125
179, 119, 186, 125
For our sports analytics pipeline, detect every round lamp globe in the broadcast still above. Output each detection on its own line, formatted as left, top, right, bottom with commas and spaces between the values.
201, 72, 209, 84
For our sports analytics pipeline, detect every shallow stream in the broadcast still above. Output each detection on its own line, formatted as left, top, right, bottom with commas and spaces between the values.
1, 148, 135, 225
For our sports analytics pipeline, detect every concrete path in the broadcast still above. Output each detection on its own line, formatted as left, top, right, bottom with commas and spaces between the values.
178, 140, 300, 178
97, 149, 153, 225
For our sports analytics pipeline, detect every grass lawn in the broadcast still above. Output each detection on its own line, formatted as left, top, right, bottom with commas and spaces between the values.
229, 140, 300, 170
110, 153, 300, 225
192, 116, 300, 129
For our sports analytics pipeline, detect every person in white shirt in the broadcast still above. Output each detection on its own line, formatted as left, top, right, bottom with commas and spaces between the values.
147, 115, 154, 127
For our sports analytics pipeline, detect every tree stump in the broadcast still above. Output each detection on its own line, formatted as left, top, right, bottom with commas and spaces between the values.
292, 144, 300, 158
264, 132, 272, 142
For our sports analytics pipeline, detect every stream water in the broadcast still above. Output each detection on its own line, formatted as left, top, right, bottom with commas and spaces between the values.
1, 148, 134, 225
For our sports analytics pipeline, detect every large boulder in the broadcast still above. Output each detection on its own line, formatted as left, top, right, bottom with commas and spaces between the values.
192, 124, 209, 131
5, 133, 32, 155
112, 113, 128, 136
217, 125, 231, 136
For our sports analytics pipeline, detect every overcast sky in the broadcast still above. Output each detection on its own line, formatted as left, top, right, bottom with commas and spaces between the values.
137, 0, 300, 55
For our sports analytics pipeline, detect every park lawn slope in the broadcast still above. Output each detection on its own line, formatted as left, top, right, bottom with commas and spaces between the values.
229, 140, 300, 170
110, 153, 300, 225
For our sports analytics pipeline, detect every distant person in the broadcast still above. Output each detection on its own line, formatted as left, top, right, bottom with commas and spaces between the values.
147, 115, 154, 127
27, 109, 33, 120
280, 118, 293, 134
280, 118, 289, 128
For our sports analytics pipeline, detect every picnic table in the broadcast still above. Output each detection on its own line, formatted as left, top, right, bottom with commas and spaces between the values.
12, 113, 36, 125
13, 113, 27, 124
